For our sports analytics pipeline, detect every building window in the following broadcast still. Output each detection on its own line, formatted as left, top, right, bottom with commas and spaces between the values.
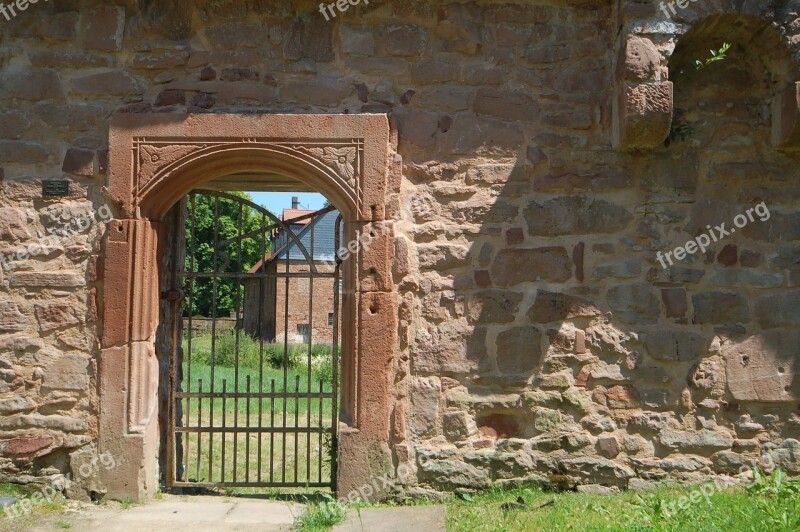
297, 324, 309, 342
328, 313, 334, 326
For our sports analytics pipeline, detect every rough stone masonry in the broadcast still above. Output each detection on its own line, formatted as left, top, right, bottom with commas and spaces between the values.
0, 0, 799, 501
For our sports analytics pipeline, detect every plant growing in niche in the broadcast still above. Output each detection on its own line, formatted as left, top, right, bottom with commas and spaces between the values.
666, 42, 732, 147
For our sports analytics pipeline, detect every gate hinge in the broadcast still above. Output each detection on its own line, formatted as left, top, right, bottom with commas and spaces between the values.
161, 289, 184, 303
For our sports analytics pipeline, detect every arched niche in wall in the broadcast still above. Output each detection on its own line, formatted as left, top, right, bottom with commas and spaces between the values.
667, 14, 798, 156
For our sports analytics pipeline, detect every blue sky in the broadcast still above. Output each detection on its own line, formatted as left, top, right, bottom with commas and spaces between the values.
247, 192, 327, 215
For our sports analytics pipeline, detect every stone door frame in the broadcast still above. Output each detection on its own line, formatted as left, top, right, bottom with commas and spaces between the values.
100, 113, 396, 501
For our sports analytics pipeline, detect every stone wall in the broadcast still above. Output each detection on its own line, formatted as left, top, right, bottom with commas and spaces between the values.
0, 0, 799, 498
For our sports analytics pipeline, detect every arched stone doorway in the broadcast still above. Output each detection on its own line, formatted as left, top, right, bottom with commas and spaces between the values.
100, 114, 396, 501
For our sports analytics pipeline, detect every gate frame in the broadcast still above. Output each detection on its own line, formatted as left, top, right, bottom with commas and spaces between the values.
100, 114, 396, 501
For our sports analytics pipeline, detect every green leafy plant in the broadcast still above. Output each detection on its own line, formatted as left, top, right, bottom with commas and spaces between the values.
694, 42, 731, 70
748, 467, 800, 497
666, 42, 731, 147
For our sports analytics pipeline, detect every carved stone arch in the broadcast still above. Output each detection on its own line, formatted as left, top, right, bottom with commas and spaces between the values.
134, 142, 365, 221
100, 114, 397, 501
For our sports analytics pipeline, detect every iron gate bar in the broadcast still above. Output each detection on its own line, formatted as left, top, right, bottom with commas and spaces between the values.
176, 391, 334, 399
183, 272, 337, 279
168, 190, 340, 490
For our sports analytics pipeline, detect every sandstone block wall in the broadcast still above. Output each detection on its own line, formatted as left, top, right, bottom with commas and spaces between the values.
0, 0, 799, 497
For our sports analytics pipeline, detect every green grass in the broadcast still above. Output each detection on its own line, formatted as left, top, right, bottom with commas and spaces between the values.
443, 483, 798, 531
182, 331, 337, 383
291, 469, 800, 532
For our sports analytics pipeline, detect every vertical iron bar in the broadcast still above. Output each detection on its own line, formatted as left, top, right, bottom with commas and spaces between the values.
232, 200, 244, 484
294, 374, 300, 482
196, 378, 202, 482
208, 195, 220, 481
282, 239, 290, 484
221, 379, 227, 483
246, 375, 251, 483
331, 215, 342, 487
183, 194, 197, 484
307, 214, 315, 483
318, 379, 323, 483
257, 212, 267, 484
270, 379, 275, 484
187, 194, 196, 395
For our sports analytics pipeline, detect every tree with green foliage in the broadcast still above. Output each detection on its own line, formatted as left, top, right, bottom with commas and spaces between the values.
184, 192, 271, 317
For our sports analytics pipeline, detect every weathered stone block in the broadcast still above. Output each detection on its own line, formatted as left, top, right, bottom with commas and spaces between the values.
592, 259, 641, 279
410, 377, 440, 437
613, 81, 673, 151
0, 436, 54, 457
607, 283, 660, 324
618, 37, 661, 82
283, 14, 334, 62
0, 396, 35, 415
559, 457, 634, 486
525, 196, 633, 236
766, 439, 800, 473
723, 331, 799, 401
0, 414, 87, 433
467, 289, 522, 324
71, 71, 145, 96
644, 329, 706, 362
62, 148, 95, 176
693, 292, 750, 324
491, 247, 571, 286
340, 25, 375, 55
0, 208, 30, 241
527, 290, 600, 323
34, 301, 83, 332
754, 290, 800, 328
658, 428, 734, 450
385, 24, 428, 57
84, 6, 125, 51
496, 326, 544, 374
0, 141, 51, 163
0, 302, 29, 332
0, 110, 29, 139
474, 89, 539, 121
43, 354, 90, 391
1, 70, 65, 100
604, 385, 640, 409
281, 77, 355, 106
597, 436, 620, 458
412, 324, 487, 374
11, 271, 86, 288
443, 411, 476, 441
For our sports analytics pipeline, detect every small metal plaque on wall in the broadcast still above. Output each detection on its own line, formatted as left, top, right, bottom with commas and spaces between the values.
42, 180, 70, 197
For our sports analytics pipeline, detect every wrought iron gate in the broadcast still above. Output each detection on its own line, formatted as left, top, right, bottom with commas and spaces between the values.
167, 190, 341, 490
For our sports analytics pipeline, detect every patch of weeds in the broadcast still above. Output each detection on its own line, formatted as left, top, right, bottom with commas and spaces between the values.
295, 494, 346, 531
56, 521, 72, 530
119, 497, 133, 510
748, 467, 800, 497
